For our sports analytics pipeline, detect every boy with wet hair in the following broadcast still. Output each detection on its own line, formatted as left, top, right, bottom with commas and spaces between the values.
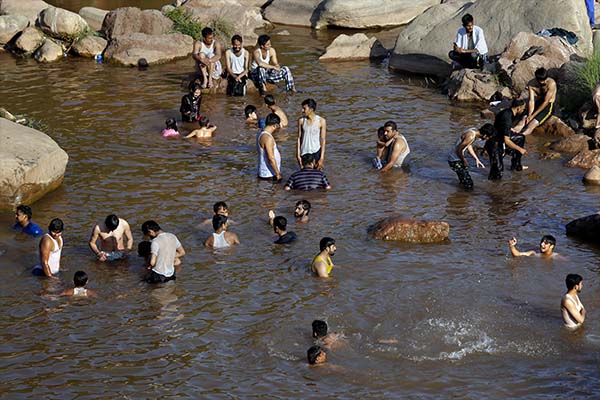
508, 234, 557, 258
185, 116, 217, 138
244, 105, 265, 129
181, 83, 202, 122
307, 345, 327, 365
61, 270, 97, 297
312, 319, 345, 349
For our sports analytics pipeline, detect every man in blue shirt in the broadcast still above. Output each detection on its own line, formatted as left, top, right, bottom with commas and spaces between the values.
13, 205, 43, 237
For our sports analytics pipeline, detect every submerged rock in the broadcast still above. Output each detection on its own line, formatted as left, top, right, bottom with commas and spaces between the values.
71, 35, 107, 58
566, 214, 600, 243
103, 32, 193, 66
369, 216, 450, 243
319, 33, 387, 61
567, 149, 600, 169
34, 39, 63, 62
0, 118, 68, 210
583, 165, 600, 185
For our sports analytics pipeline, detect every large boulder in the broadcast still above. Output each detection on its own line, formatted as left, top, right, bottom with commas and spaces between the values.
34, 38, 63, 62
315, 0, 438, 29
0, 15, 29, 46
550, 134, 591, 153
0, 118, 68, 210
78, 7, 108, 32
319, 33, 387, 61
445, 69, 510, 102
0, 0, 49, 25
71, 35, 107, 58
102, 7, 173, 39
498, 32, 579, 93
566, 149, 600, 169
13, 26, 44, 54
531, 116, 576, 137
103, 32, 193, 66
182, 0, 268, 43
38, 6, 89, 40
263, 0, 323, 28
390, 0, 592, 77
566, 214, 600, 243
369, 216, 450, 243
583, 165, 600, 185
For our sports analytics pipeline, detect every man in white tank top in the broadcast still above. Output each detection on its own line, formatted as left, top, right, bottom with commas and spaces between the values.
204, 215, 240, 249
225, 34, 249, 96
296, 98, 327, 169
380, 120, 410, 172
32, 218, 64, 277
193, 27, 223, 89
561, 274, 585, 329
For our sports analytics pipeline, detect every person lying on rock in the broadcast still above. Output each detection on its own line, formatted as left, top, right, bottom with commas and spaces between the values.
516, 67, 557, 136
448, 13, 488, 70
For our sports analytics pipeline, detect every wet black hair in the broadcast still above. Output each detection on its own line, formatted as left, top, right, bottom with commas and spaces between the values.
190, 83, 203, 94
244, 105, 257, 118
565, 274, 583, 290
296, 200, 311, 214
273, 216, 287, 231
138, 240, 151, 258
231, 34, 242, 44
105, 214, 119, 231
462, 13, 474, 26
16, 205, 32, 220
264, 94, 276, 106
142, 220, 160, 235
541, 235, 556, 247
49, 218, 63, 232
377, 126, 385, 138
301, 153, 315, 166
257, 34, 271, 47
165, 118, 178, 131
307, 345, 323, 365
212, 214, 228, 231
535, 67, 548, 81
199, 116, 210, 127
479, 123, 495, 139
202, 27, 214, 38
74, 271, 88, 287
511, 99, 525, 108
301, 98, 317, 111
384, 120, 397, 131
138, 58, 149, 69
319, 237, 335, 252
265, 113, 281, 127
312, 320, 328, 338
213, 201, 228, 214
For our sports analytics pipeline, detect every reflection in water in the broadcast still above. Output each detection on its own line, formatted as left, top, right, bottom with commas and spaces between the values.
1, 22, 600, 399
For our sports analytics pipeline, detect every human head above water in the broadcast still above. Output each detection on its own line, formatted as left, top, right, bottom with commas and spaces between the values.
213, 201, 228, 215
48, 218, 64, 233
264, 94, 276, 106
312, 319, 328, 338
319, 237, 336, 252
301, 98, 317, 112
190, 83, 202, 96
273, 216, 287, 232
165, 117, 178, 131
479, 123, 495, 139
383, 120, 397, 132
295, 200, 311, 216
265, 113, 281, 127
74, 270, 88, 288
199, 116, 210, 128
212, 214, 228, 231
565, 274, 583, 291
105, 214, 119, 231
307, 345, 326, 365
16, 205, 32, 221
301, 153, 315, 167
141, 220, 161, 235
244, 105, 257, 119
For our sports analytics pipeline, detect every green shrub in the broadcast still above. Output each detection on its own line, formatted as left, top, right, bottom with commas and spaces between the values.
165, 7, 203, 40
559, 53, 600, 113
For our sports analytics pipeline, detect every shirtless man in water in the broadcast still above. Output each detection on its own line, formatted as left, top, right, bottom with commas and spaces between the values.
507, 235, 557, 258
89, 214, 133, 261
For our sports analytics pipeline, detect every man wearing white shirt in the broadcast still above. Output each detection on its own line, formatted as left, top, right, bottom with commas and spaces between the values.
142, 220, 185, 284
448, 13, 488, 70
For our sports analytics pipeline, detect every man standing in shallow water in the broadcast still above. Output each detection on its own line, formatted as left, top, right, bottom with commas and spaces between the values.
89, 214, 133, 261
142, 220, 185, 283
561, 274, 586, 330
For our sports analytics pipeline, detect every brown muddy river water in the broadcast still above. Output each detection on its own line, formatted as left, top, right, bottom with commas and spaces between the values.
1, 2, 600, 398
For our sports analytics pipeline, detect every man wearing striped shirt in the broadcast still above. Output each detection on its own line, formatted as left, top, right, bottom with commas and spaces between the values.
284, 153, 331, 191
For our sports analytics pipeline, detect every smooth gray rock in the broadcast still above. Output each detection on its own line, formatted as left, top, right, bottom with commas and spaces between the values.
72, 35, 107, 57
38, 6, 89, 40
34, 38, 63, 62
263, 0, 323, 27
0, 0, 49, 25
583, 165, 600, 185
0, 14, 29, 45
78, 7, 108, 32
102, 7, 173, 39
0, 117, 68, 210
103, 32, 193, 66
14, 26, 44, 54
390, 0, 592, 76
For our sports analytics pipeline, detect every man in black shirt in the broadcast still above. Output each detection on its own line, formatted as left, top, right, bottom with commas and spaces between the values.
486, 99, 527, 179
273, 216, 297, 244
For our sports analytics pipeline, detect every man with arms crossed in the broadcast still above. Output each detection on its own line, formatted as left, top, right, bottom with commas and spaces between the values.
89, 214, 133, 261
561, 274, 585, 330
142, 220, 185, 283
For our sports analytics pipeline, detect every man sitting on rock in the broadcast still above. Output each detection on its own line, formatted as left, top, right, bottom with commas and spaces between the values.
517, 67, 557, 136
193, 27, 223, 89
448, 13, 488, 70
